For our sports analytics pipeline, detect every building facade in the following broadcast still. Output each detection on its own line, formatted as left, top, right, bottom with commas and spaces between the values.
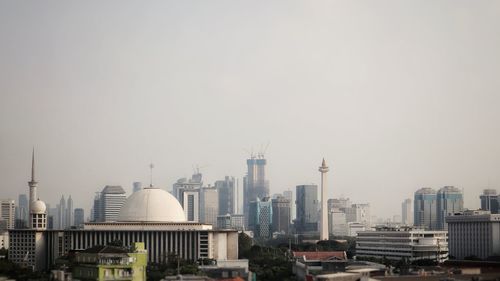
345, 204, 371, 227
248, 197, 272, 239
401, 198, 413, 226
243, 156, 269, 227
436, 186, 463, 230
0, 199, 15, 230
74, 208, 85, 228
215, 176, 236, 216
183, 190, 199, 222
414, 188, 437, 230
200, 187, 218, 226
295, 185, 318, 235
480, 189, 499, 214
271, 196, 290, 234
446, 210, 500, 260
356, 226, 448, 262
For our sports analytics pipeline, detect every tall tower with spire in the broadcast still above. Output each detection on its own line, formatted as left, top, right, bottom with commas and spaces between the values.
28, 149, 47, 230
318, 158, 330, 240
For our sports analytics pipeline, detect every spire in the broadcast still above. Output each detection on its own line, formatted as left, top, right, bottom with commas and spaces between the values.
31, 147, 35, 182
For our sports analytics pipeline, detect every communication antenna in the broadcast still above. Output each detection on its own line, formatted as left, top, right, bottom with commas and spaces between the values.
149, 163, 154, 187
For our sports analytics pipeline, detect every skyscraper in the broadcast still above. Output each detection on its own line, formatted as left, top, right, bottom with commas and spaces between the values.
480, 189, 499, 214
16, 194, 28, 227
283, 190, 294, 220
248, 197, 272, 239
58, 195, 66, 229
66, 195, 73, 227
172, 172, 203, 206
318, 159, 329, 240
74, 208, 84, 227
243, 156, 269, 226
215, 176, 236, 215
345, 203, 371, 227
414, 187, 437, 230
295, 184, 318, 234
183, 190, 199, 222
436, 186, 463, 230
271, 196, 290, 234
101, 186, 127, 222
402, 198, 413, 226
0, 199, 15, 230
200, 187, 218, 226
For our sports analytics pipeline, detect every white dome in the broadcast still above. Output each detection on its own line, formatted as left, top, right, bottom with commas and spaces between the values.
31, 200, 46, 213
118, 187, 186, 222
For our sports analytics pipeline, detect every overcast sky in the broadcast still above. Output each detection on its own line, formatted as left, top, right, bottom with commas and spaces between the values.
1, 1, 499, 219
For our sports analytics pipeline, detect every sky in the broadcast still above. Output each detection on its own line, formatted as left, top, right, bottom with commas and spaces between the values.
1, 1, 499, 220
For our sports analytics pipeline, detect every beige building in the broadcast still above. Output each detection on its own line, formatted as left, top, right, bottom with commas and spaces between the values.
0, 199, 15, 230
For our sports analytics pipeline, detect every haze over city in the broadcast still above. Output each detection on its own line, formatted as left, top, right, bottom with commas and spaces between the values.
1, 1, 500, 219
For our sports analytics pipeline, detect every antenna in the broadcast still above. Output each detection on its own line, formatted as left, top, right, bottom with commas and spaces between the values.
149, 163, 154, 187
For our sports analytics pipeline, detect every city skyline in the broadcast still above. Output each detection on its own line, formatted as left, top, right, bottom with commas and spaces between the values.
1, 1, 500, 219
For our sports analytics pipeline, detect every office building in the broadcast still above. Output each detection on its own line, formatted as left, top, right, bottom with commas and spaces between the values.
347, 222, 366, 237
436, 186, 463, 230
446, 210, 500, 260
0, 199, 15, 230
318, 159, 330, 240
215, 176, 236, 215
172, 172, 203, 206
328, 209, 348, 236
133, 181, 142, 193
356, 226, 448, 262
248, 197, 272, 239
401, 198, 413, 226
283, 190, 294, 220
271, 196, 290, 234
295, 185, 318, 234
345, 204, 371, 228
74, 208, 84, 227
92, 186, 127, 223
183, 190, 200, 222
16, 194, 29, 227
480, 189, 499, 214
66, 195, 74, 228
328, 197, 351, 212
216, 214, 245, 231
57, 195, 66, 229
414, 187, 437, 230
243, 156, 269, 226
200, 187, 218, 226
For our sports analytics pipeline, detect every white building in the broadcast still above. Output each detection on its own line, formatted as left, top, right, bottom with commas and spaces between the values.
0, 199, 15, 229
0, 231, 8, 249
402, 198, 413, 226
356, 226, 448, 262
446, 210, 500, 260
183, 190, 199, 222
346, 204, 371, 227
347, 222, 366, 237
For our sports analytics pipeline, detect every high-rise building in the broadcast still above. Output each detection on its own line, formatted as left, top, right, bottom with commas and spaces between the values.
318, 159, 329, 240
216, 214, 245, 230
215, 176, 236, 215
328, 209, 347, 236
200, 187, 218, 226
16, 194, 28, 226
0, 199, 15, 230
480, 189, 499, 214
58, 195, 66, 229
243, 156, 269, 226
447, 210, 500, 259
327, 197, 351, 212
414, 188, 437, 230
345, 204, 371, 227
91, 192, 102, 222
295, 185, 318, 234
402, 198, 413, 226
183, 190, 199, 222
172, 173, 203, 206
133, 182, 142, 193
66, 195, 74, 228
436, 186, 463, 230
74, 208, 84, 227
248, 197, 272, 239
101, 186, 126, 222
271, 196, 290, 234
283, 190, 294, 220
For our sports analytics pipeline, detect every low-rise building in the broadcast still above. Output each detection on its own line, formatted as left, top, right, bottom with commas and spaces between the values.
292, 251, 348, 280
446, 210, 500, 259
72, 242, 147, 281
356, 226, 448, 263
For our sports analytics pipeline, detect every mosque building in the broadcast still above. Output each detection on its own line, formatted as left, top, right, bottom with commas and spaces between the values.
8, 151, 238, 271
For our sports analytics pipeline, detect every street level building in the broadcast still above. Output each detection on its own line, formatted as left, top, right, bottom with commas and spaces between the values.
356, 226, 448, 263
446, 210, 500, 260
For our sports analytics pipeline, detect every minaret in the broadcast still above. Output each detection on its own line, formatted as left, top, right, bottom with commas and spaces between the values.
28, 148, 38, 208
318, 158, 330, 240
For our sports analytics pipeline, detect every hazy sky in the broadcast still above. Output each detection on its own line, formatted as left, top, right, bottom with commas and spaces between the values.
1, 1, 499, 219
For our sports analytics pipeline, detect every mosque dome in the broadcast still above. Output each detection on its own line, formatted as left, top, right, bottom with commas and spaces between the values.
118, 187, 186, 222
31, 200, 47, 214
